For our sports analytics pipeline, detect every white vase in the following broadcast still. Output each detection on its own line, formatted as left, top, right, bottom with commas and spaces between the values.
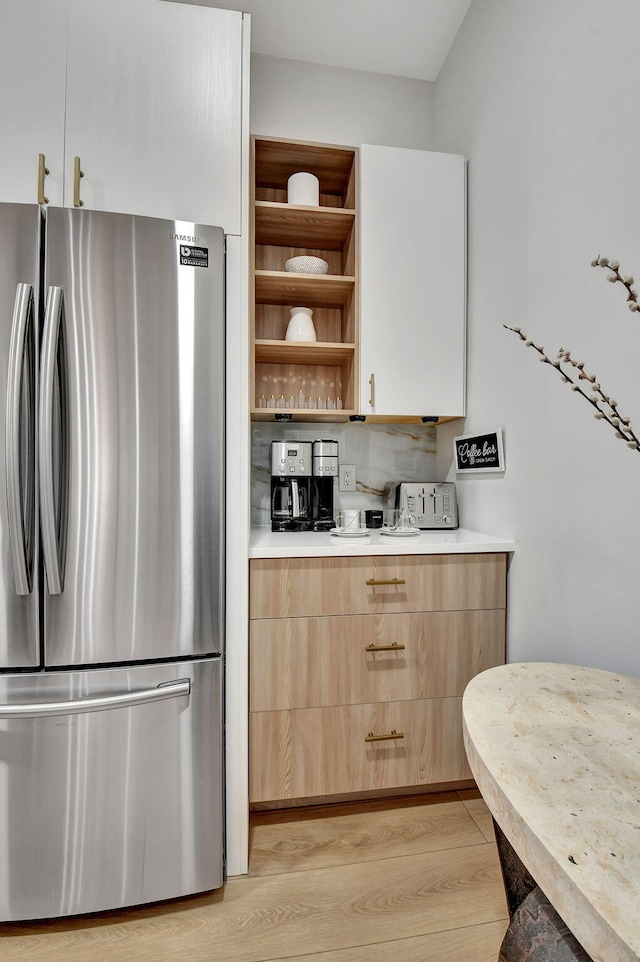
285, 306, 316, 342
287, 172, 320, 206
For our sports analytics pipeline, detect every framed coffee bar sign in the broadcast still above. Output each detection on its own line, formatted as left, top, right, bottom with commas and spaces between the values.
453, 428, 505, 474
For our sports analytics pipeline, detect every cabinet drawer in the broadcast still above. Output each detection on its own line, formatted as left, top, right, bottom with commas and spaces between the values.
249, 698, 471, 802
250, 609, 505, 711
250, 554, 506, 619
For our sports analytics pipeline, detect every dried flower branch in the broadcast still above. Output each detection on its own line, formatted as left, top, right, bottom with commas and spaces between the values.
590, 255, 639, 311
505, 257, 640, 453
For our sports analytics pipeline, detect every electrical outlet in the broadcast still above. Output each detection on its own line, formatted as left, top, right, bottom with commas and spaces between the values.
339, 464, 357, 492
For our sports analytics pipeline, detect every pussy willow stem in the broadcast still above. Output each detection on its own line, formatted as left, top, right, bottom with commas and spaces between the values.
503, 325, 640, 450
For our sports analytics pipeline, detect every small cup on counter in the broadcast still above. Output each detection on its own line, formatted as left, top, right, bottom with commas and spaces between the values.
382, 509, 401, 532
364, 509, 383, 529
335, 509, 365, 532
382, 509, 418, 532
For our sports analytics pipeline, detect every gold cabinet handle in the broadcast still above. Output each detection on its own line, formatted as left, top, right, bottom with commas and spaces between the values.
37, 153, 49, 204
365, 577, 406, 586
365, 729, 404, 743
365, 642, 406, 652
73, 156, 84, 207
369, 372, 375, 408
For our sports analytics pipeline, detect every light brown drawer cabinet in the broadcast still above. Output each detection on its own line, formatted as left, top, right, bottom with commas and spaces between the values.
249, 553, 507, 804
250, 553, 506, 619
250, 698, 470, 801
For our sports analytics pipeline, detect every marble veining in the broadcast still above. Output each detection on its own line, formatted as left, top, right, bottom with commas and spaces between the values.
463, 663, 640, 962
251, 422, 436, 526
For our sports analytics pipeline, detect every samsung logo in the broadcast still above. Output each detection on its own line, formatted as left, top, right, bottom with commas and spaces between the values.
170, 232, 201, 242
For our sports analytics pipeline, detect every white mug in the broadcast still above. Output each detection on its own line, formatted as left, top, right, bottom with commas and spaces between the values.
335, 509, 362, 531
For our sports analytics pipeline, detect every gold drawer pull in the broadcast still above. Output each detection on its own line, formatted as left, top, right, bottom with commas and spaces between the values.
365, 642, 405, 652
365, 577, 406, 586
365, 729, 404, 743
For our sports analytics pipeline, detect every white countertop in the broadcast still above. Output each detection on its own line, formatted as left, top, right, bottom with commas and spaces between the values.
249, 526, 516, 558
463, 662, 640, 962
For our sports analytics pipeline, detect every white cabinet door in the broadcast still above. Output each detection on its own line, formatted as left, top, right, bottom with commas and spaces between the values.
0, 0, 68, 206
64, 0, 243, 232
359, 145, 466, 419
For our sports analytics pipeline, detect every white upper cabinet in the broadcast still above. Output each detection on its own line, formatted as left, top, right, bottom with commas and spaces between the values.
359, 145, 467, 420
0, 0, 68, 206
0, 0, 244, 232
65, 0, 243, 232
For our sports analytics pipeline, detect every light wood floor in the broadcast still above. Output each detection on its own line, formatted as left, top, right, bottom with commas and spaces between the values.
0, 789, 508, 961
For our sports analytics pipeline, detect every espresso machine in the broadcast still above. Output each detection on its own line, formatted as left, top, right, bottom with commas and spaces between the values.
270, 440, 338, 531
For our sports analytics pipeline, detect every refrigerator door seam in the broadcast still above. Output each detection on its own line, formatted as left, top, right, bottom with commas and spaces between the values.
39, 284, 67, 594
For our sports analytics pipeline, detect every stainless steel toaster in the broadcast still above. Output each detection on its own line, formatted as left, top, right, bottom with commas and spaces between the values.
383, 481, 458, 529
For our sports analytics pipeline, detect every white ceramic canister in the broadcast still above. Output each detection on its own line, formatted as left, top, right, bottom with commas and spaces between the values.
285, 306, 317, 342
287, 172, 320, 206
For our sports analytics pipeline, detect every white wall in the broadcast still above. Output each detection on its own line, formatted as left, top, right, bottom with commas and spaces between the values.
250, 53, 436, 148
434, 0, 640, 674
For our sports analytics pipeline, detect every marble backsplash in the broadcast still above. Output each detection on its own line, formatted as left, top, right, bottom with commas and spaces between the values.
251, 422, 437, 526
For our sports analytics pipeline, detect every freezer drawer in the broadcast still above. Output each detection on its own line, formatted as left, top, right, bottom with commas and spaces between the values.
0, 658, 223, 921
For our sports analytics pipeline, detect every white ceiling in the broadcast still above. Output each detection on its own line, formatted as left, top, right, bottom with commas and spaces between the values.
191, 0, 473, 82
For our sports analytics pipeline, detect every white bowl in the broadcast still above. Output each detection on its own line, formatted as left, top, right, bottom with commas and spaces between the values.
284, 255, 329, 275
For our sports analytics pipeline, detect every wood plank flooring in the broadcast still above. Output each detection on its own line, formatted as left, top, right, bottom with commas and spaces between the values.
0, 789, 507, 962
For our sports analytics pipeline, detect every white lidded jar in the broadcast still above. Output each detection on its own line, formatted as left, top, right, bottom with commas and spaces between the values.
285, 306, 316, 342
287, 172, 320, 206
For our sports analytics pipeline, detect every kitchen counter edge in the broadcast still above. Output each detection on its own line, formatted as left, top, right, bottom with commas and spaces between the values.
249, 527, 516, 559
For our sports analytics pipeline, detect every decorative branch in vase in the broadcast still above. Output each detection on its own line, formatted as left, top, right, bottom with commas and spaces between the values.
504, 256, 639, 452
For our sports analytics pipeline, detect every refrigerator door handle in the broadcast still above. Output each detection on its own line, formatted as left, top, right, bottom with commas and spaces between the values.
39, 285, 67, 595
6, 283, 35, 595
0, 678, 191, 719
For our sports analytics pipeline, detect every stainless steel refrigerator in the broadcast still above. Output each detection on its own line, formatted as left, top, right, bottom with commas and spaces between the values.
0, 203, 225, 921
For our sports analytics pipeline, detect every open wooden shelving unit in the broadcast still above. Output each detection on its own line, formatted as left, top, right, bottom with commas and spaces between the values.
251, 136, 359, 421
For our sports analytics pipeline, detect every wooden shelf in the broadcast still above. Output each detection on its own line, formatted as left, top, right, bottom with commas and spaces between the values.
251, 136, 359, 416
252, 409, 354, 423
255, 340, 356, 365
254, 139, 356, 195
254, 201, 355, 249
255, 271, 355, 307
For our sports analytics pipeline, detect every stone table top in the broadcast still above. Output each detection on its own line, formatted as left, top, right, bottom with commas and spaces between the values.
462, 662, 640, 962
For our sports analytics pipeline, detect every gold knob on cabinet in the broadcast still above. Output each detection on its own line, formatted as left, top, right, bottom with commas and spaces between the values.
364, 729, 405, 743
365, 578, 406, 586
365, 642, 406, 652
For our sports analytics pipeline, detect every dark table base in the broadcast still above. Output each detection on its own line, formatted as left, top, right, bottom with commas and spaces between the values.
493, 819, 593, 962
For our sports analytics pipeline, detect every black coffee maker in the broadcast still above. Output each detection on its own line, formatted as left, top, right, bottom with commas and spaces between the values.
270, 441, 313, 531
270, 439, 338, 531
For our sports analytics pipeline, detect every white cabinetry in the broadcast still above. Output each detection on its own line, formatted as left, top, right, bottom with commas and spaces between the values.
65, 0, 243, 231
0, 0, 68, 207
0, 0, 244, 232
359, 145, 466, 420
